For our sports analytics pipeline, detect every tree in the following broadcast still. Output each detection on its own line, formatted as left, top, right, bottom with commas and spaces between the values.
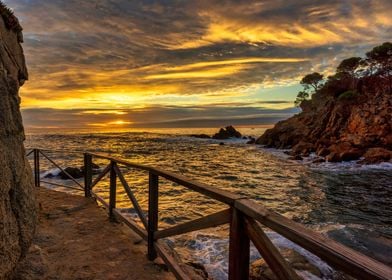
337, 57, 362, 76
294, 91, 309, 107
366, 42, 392, 64
294, 72, 324, 107
336, 57, 362, 89
365, 42, 392, 91
300, 72, 324, 92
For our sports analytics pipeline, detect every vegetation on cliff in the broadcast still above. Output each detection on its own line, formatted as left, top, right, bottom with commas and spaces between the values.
257, 42, 392, 164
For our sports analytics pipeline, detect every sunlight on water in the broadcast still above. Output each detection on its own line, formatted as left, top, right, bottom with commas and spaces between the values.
25, 128, 392, 279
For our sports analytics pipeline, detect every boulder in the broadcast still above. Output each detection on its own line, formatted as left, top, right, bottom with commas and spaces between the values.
292, 141, 314, 156
247, 137, 256, 144
0, 4, 36, 278
80, 162, 100, 175
59, 167, 83, 180
316, 147, 330, 157
326, 142, 364, 162
212, 126, 242, 139
359, 148, 392, 164
288, 155, 303, 161
312, 158, 326, 163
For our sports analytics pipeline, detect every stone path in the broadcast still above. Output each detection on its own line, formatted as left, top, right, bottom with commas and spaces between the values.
14, 188, 175, 280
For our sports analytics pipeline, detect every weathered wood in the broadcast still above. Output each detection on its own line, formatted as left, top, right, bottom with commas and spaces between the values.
151, 168, 245, 205
109, 162, 117, 220
88, 152, 245, 205
26, 149, 33, 157
229, 208, 250, 280
83, 153, 92, 197
113, 164, 148, 230
154, 241, 191, 280
236, 199, 392, 280
245, 217, 300, 280
40, 180, 84, 191
148, 172, 159, 261
91, 191, 109, 208
88, 152, 153, 172
90, 163, 111, 189
112, 208, 148, 241
155, 209, 231, 240
30, 149, 392, 280
39, 150, 83, 188
34, 149, 40, 187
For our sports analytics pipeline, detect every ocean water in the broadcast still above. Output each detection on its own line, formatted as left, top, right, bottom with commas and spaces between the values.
25, 128, 392, 279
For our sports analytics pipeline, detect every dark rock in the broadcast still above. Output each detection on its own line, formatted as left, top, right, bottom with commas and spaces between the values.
59, 167, 83, 180
359, 147, 392, 164
340, 149, 363, 161
189, 134, 211, 139
212, 125, 242, 139
219, 142, 225, 146
292, 141, 315, 156
80, 163, 100, 174
312, 158, 326, 163
326, 142, 364, 162
289, 155, 303, 160
247, 137, 256, 144
316, 147, 330, 157
326, 152, 341, 162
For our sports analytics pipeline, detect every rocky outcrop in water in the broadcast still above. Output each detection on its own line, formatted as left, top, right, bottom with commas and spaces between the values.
257, 43, 392, 164
212, 125, 242, 139
0, 3, 36, 279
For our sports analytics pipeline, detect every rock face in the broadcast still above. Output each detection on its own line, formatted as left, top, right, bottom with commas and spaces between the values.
0, 4, 36, 279
257, 77, 392, 164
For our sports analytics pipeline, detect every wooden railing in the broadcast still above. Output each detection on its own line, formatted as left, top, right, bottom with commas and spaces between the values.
26, 148, 392, 280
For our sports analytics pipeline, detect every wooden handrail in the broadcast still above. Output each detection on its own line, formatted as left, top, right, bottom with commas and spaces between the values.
154, 209, 231, 240
236, 199, 392, 280
28, 148, 392, 280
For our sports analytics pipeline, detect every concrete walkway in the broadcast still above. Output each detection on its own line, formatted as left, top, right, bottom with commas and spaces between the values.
14, 188, 175, 280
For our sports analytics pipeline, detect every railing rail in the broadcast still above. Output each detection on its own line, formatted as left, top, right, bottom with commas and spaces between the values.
26, 148, 392, 280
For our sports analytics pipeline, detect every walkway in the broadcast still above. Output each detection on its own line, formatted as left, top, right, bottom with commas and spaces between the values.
14, 188, 175, 280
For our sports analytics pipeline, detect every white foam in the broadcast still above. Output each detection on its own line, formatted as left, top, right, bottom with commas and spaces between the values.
41, 168, 61, 177
261, 148, 392, 172
166, 229, 338, 280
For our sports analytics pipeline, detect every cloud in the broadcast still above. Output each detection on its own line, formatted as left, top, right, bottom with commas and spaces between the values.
2, 0, 390, 128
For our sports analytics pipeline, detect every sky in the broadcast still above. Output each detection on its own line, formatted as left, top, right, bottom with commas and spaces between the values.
5, 0, 392, 130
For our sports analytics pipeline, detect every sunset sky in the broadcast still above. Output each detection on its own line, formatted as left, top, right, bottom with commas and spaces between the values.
5, 0, 392, 130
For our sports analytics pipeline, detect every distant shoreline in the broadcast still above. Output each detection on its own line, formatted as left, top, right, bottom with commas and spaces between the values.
24, 125, 274, 135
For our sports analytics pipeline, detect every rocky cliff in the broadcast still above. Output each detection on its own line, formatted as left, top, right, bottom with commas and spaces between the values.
0, 3, 36, 279
257, 43, 392, 164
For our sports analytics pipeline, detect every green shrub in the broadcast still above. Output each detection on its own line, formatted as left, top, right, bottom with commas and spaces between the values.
338, 90, 359, 101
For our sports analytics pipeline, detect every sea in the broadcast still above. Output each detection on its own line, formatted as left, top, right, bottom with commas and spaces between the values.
25, 127, 392, 279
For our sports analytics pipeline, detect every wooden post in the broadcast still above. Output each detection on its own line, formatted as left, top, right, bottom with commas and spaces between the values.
229, 208, 250, 280
33, 149, 40, 187
148, 172, 159, 261
109, 162, 117, 220
84, 153, 92, 197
